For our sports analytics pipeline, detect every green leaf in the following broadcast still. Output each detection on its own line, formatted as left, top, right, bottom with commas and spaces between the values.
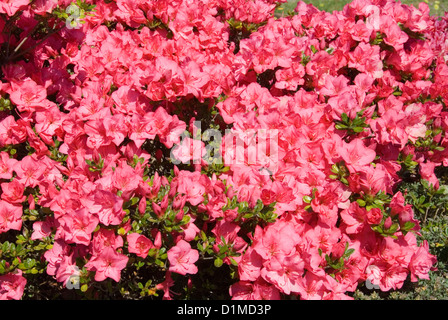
180, 214, 191, 225
303, 195, 312, 204
333, 258, 344, 270
335, 124, 347, 130
238, 201, 249, 213
230, 258, 238, 266
344, 248, 355, 258
2, 242, 9, 253
147, 248, 157, 257
29, 268, 39, 274
254, 200, 264, 212
155, 259, 164, 267
200, 231, 207, 242
402, 221, 415, 231
387, 223, 400, 234
372, 225, 383, 234
130, 197, 139, 206
331, 164, 339, 174
159, 253, 167, 260
214, 257, 223, 268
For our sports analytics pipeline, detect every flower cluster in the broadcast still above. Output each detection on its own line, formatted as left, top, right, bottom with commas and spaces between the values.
0, 0, 444, 300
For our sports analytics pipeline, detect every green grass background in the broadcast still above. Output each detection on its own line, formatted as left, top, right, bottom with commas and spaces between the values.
277, 0, 448, 15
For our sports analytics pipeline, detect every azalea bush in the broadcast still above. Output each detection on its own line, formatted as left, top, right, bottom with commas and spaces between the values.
0, 0, 447, 300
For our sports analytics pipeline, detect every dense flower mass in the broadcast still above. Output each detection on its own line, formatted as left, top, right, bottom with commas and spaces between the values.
0, 0, 445, 300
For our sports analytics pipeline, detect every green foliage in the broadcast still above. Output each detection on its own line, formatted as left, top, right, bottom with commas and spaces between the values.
227, 18, 267, 54
323, 242, 355, 272
85, 155, 105, 173
0, 208, 56, 298
401, 179, 448, 225
329, 161, 350, 186
52, 0, 96, 24
0, 97, 12, 112
412, 121, 445, 153
355, 168, 448, 300
334, 111, 369, 138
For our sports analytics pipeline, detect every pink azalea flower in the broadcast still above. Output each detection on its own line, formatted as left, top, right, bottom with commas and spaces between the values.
0, 116, 26, 146
9, 80, 47, 113
296, 272, 325, 300
419, 161, 439, 189
44, 239, 71, 277
91, 228, 124, 256
0, 270, 27, 300
1, 179, 26, 204
0, 201, 22, 234
84, 118, 114, 149
155, 271, 175, 300
171, 136, 206, 164
167, 240, 199, 275
253, 221, 301, 263
31, 0, 58, 14
409, 241, 437, 282
55, 255, 80, 288
379, 265, 408, 291
0, 0, 443, 300
31, 217, 57, 240
238, 248, 263, 282
13, 155, 46, 188
261, 254, 305, 295
340, 202, 368, 234
180, 215, 201, 242
85, 247, 129, 282
0, 152, 17, 180
128, 114, 157, 149
89, 189, 125, 226
112, 161, 142, 199
230, 279, 281, 300
175, 171, 206, 206
127, 233, 154, 258
57, 208, 99, 246
340, 138, 377, 172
